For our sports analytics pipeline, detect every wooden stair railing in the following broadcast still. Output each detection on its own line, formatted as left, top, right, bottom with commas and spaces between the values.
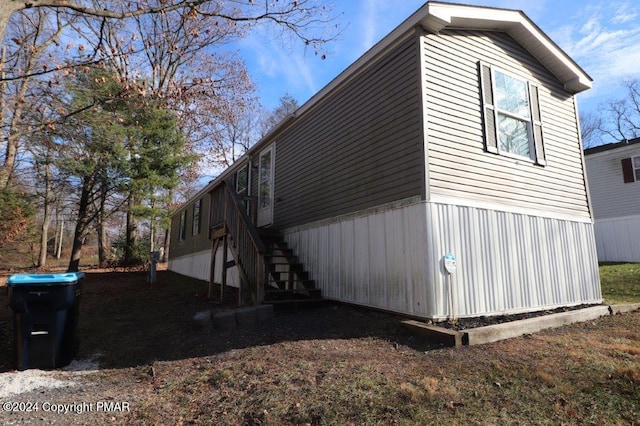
209, 181, 266, 305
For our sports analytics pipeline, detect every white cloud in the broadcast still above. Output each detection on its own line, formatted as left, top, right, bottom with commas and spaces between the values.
611, 2, 638, 24
235, 24, 321, 107
547, 1, 640, 106
360, 0, 380, 52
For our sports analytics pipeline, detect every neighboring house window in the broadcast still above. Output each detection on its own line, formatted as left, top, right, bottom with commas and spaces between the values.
192, 199, 202, 235
479, 62, 546, 166
179, 210, 187, 241
621, 155, 640, 183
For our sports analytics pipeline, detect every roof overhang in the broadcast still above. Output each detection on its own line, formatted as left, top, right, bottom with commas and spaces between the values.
421, 2, 592, 93
298, 2, 591, 120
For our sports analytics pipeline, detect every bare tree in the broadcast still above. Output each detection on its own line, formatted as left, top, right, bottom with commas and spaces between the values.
0, 9, 71, 189
0, 0, 338, 186
580, 110, 603, 149
599, 79, 640, 143
260, 93, 300, 136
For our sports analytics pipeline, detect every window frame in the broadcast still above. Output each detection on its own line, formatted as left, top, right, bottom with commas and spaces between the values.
622, 155, 640, 183
479, 62, 546, 166
178, 210, 187, 241
633, 156, 640, 181
493, 70, 534, 160
192, 198, 202, 236
236, 164, 249, 195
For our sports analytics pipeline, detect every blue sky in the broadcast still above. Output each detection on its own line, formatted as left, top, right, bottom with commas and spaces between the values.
236, 0, 640, 119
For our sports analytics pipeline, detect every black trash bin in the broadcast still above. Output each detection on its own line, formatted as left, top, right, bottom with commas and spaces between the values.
7, 272, 84, 370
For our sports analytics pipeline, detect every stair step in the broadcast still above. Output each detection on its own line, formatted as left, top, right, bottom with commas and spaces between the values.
265, 252, 296, 258
266, 280, 316, 289
265, 288, 322, 299
263, 298, 326, 307
258, 231, 319, 309
266, 268, 307, 277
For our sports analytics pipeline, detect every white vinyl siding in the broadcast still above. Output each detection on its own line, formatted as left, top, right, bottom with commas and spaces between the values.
585, 145, 640, 219
423, 30, 589, 219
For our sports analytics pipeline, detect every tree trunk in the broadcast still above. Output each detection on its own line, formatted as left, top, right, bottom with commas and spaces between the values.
38, 163, 53, 267
67, 178, 92, 272
162, 228, 170, 263
56, 215, 64, 259
97, 178, 108, 267
124, 195, 137, 265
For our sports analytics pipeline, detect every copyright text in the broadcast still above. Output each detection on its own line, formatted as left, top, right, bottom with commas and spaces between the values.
2, 401, 130, 414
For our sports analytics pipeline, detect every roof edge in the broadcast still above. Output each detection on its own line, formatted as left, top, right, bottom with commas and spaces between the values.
584, 137, 640, 156
425, 2, 592, 93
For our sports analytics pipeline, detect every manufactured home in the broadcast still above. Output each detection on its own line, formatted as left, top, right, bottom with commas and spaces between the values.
584, 138, 640, 262
169, 1, 602, 320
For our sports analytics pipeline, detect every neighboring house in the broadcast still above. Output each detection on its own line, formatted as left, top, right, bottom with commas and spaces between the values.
584, 138, 640, 262
169, 1, 601, 320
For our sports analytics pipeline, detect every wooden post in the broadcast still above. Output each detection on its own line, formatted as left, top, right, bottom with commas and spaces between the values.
222, 234, 228, 303
209, 237, 220, 299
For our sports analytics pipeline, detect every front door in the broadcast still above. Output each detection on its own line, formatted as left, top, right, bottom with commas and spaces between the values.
257, 144, 275, 227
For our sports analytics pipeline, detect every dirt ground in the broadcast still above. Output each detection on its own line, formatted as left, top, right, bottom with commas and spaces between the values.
0, 269, 638, 425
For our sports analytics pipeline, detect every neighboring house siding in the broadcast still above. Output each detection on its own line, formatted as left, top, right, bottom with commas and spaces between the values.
273, 33, 425, 230
170, 194, 211, 259
585, 145, 640, 219
593, 217, 640, 262
424, 30, 590, 219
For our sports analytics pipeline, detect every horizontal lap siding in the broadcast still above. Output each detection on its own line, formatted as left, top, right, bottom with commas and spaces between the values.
273, 34, 424, 229
423, 30, 590, 218
169, 194, 211, 259
585, 146, 640, 219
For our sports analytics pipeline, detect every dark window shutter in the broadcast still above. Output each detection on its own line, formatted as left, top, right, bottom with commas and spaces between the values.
529, 84, 546, 166
479, 62, 498, 154
622, 158, 635, 183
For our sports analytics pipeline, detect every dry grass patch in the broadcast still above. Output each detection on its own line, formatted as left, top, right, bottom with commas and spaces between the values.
0, 269, 639, 425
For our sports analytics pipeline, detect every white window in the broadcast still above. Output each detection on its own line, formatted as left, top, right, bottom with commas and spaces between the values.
236, 165, 249, 195
480, 63, 546, 166
494, 71, 532, 157
235, 164, 250, 214
192, 199, 202, 236
634, 156, 640, 181
178, 210, 187, 241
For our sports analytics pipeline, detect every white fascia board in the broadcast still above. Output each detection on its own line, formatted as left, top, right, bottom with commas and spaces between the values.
425, 2, 592, 93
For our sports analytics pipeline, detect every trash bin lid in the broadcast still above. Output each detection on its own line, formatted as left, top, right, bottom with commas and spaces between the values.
7, 272, 85, 286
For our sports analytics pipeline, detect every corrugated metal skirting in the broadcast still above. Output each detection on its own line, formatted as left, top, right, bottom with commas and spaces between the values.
593, 216, 640, 262
427, 203, 601, 318
283, 201, 601, 319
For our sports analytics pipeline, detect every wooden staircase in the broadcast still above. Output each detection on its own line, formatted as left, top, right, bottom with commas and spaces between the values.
260, 232, 324, 307
208, 181, 322, 308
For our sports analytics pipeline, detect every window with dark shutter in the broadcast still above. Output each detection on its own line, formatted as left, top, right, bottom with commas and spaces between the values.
479, 62, 547, 166
622, 157, 635, 183
479, 63, 498, 154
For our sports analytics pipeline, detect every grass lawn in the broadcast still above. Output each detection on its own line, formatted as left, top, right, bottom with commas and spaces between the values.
599, 263, 640, 304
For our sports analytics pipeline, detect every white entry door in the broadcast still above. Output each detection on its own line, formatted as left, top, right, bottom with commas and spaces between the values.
257, 145, 275, 227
